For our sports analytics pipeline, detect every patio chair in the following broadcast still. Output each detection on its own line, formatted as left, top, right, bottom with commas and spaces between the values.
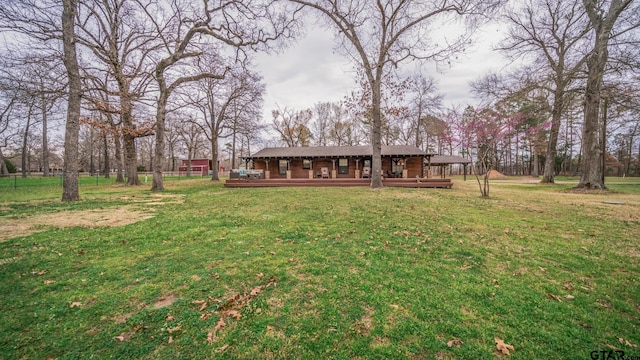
362, 166, 370, 178
321, 167, 330, 179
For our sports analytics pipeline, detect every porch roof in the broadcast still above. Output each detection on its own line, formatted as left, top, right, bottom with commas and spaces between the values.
428, 155, 472, 165
246, 145, 434, 159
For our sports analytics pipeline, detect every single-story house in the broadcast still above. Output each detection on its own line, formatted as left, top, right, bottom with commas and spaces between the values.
242, 145, 470, 179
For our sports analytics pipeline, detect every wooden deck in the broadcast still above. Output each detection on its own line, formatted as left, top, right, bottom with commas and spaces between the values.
224, 178, 453, 188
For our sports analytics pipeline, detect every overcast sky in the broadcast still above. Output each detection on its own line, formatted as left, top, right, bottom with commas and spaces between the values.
254, 23, 508, 126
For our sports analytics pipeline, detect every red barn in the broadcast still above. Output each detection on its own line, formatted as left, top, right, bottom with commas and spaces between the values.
178, 159, 212, 176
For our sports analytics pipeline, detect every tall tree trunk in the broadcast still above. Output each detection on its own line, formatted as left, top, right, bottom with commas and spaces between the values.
114, 133, 124, 182
89, 126, 95, 175
103, 132, 110, 178
577, 0, 631, 189
542, 86, 565, 183
41, 92, 49, 177
371, 78, 383, 189
211, 125, 219, 181
0, 147, 8, 176
61, 0, 81, 201
532, 148, 539, 177
152, 93, 168, 191
121, 95, 140, 185
21, 112, 31, 179
578, 46, 607, 189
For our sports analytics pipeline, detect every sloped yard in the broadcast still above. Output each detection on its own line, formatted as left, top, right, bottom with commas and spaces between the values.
0, 178, 638, 359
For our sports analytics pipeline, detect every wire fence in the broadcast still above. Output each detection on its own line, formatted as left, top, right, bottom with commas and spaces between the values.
0, 172, 216, 191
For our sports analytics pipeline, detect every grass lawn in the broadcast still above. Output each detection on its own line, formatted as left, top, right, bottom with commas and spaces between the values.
1, 177, 639, 359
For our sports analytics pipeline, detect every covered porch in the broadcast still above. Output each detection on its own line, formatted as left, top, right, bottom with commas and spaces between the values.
241, 145, 439, 180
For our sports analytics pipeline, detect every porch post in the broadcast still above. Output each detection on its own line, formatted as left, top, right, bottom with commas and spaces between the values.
355, 158, 360, 178
402, 158, 408, 178
331, 159, 336, 179
265, 159, 270, 179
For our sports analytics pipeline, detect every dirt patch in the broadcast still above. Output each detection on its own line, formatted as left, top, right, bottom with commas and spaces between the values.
0, 206, 154, 242
154, 293, 177, 309
486, 170, 507, 179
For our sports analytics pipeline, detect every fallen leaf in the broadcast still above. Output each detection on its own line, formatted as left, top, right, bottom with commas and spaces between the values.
580, 323, 592, 329
192, 300, 208, 311
257, 273, 265, 278
546, 293, 562, 302
70, 302, 82, 308
564, 295, 575, 300
216, 344, 229, 353
618, 338, 638, 348
114, 332, 130, 342
604, 344, 621, 351
563, 282, 573, 290
167, 325, 181, 334
168, 335, 174, 344
539, 267, 547, 272
269, 251, 276, 255
201, 312, 212, 321
495, 337, 514, 355
166, 313, 175, 321
447, 339, 463, 348
32, 270, 48, 276
207, 331, 214, 344
223, 309, 242, 320
250, 286, 263, 297
389, 304, 400, 310
460, 264, 472, 270
214, 317, 226, 331
191, 274, 202, 281
44, 280, 55, 285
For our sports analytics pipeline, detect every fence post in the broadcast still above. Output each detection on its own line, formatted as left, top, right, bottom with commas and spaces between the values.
14, 175, 17, 189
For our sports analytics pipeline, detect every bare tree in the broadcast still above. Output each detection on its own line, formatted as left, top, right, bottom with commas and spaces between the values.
576, 0, 637, 189
271, 106, 314, 147
0, 0, 82, 199
184, 64, 264, 180
0, 90, 17, 176
178, 118, 206, 177
76, 0, 159, 186
289, 0, 500, 188
499, 0, 591, 183
61, 0, 82, 201
141, 0, 300, 191
312, 102, 332, 146
408, 74, 443, 151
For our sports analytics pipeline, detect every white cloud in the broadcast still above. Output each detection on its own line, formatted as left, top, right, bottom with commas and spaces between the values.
255, 22, 507, 123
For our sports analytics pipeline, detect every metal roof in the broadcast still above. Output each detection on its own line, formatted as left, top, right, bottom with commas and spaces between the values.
428, 155, 472, 165
247, 145, 433, 159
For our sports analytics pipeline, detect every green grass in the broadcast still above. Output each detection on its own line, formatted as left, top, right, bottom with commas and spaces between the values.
1, 178, 639, 359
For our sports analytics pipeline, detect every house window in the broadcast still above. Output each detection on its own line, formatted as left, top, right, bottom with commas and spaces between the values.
338, 158, 349, 174
279, 160, 288, 175
302, 159, 311, 169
